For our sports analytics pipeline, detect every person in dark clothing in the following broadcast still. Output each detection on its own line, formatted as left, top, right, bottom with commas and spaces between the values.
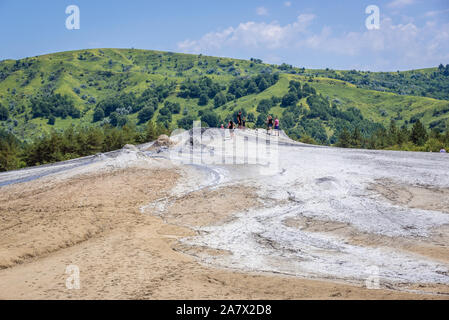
228, 120, 235, 137
267, 115, 273, 134
237, 111, 243, 129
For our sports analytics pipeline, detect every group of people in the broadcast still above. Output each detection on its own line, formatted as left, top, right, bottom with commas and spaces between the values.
266, 115, 280, 136
221, 111, 280, 137
231, 111, 247, 130
221, 111, 246, 135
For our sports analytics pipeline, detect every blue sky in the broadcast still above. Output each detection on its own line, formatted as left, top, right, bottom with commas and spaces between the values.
0, 0, 448, 71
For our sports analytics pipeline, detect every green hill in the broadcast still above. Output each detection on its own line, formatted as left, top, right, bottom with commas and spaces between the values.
0, 48, 448, 152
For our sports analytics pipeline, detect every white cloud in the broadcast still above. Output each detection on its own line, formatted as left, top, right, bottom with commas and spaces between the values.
178, 14, 316, 52
424, 8, 449, 17
387, 0, 415, 9
305, 18, 449, 69
284, 1, 292, 7
177, 14, 449, 70
256, 7, 268, 16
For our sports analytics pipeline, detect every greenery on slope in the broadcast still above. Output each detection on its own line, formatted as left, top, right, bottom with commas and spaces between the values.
0, 122, 169, 171
290, 64, 449, 101
1, 48, 449, 171
336, 119, 449, 152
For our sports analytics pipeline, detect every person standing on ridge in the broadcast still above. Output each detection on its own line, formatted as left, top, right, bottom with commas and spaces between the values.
267, 115, 273, 135
228, 120, 235, 138
237, 111, 242, 129
274, 117, 280, 136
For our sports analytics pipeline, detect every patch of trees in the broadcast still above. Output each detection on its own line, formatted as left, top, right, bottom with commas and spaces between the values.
279, 103, 303, 130
157, 104, 173, 127
298, 119, 328, 143
279, 86, 384, 145
109, 112, 128, 127
305, 94, 334, 120
257, 96, 280, 114
137, 106, 154, 124
164, 101, 181, 114
438, 64, 449, 76
278, 63, 293, 71
335, 119, 449, 152
201, 110, 220, 128
0, 103, 9, 121
178, 77, 222, 100
93, 108, 105, 122
306, 94, 373, 131
214, 92, 227, 108
250, 58, 263, 64
0, 59, 35, 82
311, 65, 449, 100
30, 94, 81, 119
47, 115, 56, 125
281, 81, 316, 108
140, 83, 175, 102
228, 73, 279, 99
410, 120, 428, 145
149, 100, 182, 127
256, 113, 268, 127
247, 112, 256, 123
177, 114, 197, 130
198, 94, 209, 106
429, 119, 447, 132
410, 112, 425, 124
0, 123, 170, 171
0, 129, 24, 171
432, 106, 449, 117
94, 83, 175, 126
95, 92, 137, 118
21, 69, 38, 87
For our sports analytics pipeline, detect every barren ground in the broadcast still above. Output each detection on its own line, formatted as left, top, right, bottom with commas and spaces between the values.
0, 164, 443, 299
0, 130, 448, 299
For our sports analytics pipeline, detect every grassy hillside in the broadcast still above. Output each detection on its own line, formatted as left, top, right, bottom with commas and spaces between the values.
0, 48, 448, 144
300, 65, 449, 100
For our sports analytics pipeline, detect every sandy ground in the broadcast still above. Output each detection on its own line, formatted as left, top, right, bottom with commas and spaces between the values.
372, 179, 449, 214
0, 160, 447, 299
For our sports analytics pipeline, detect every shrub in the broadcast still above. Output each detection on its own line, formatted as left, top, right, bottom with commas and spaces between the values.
137, 106, 155, 124
201, 111, 220, 128
93, 108, 105, 122
198, 94, 209, 106
0, 104, 9, 121
48, 116, 56, 125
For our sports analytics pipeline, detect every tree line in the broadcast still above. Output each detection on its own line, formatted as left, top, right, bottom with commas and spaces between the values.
0, 122, 168, 172
336, 119, 449, 152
